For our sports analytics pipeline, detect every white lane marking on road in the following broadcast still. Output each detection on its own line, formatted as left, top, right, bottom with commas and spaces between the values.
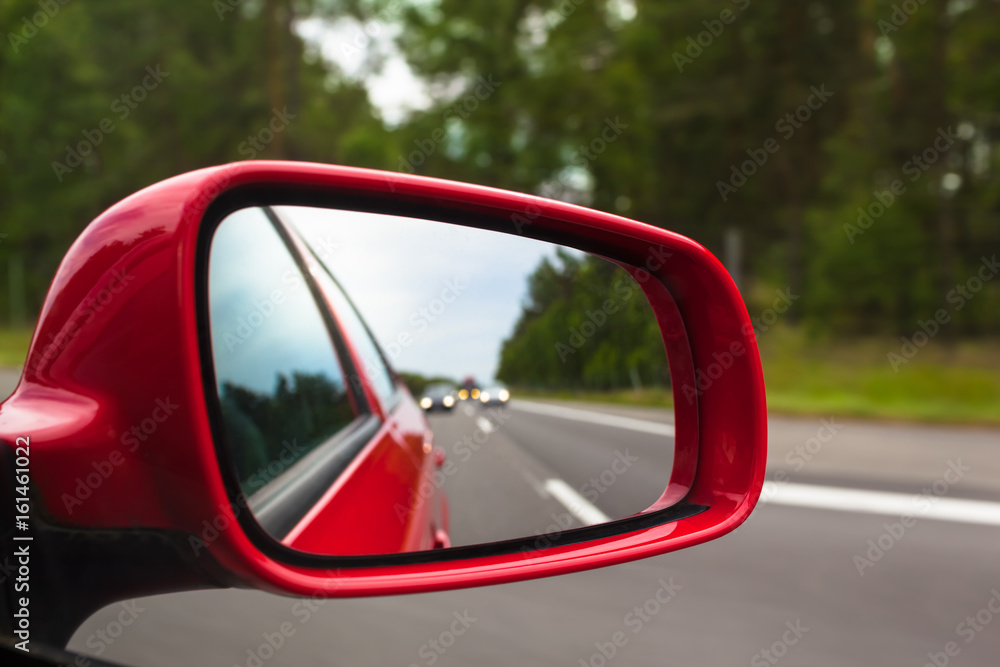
476, 417, 496, 434
520, 469, 549, 499
543, 478, 611, 526
761, 482, 1000, 526
512, 400, 675, 437
463, 405, 476, 417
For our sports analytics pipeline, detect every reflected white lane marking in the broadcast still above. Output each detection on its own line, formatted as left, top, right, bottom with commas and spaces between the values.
761, 482, 1000, 526
519, 469, 549, 499
512, 400, 675, 437
476, 417, 495, 434
544, 478, 611, 526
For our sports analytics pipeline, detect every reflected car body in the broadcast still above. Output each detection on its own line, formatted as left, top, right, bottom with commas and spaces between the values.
209, 206, 451, 557
419, 383, 457, 412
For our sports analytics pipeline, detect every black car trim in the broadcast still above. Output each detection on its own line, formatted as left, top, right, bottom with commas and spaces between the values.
248, 414, 382, 540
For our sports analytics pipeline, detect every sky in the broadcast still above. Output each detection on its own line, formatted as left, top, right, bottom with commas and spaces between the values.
297, 16, 429, 126
282, 206, 578, 384
297, 2, 639, 125
209, 207, 354, 396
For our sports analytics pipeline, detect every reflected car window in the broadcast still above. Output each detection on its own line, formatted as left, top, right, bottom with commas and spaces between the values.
291, 218, 399, 411
207, 207, 359, 495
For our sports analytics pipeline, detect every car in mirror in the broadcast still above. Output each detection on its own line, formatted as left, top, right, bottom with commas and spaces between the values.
0, 161, 766, 648
419, 383, 458, 412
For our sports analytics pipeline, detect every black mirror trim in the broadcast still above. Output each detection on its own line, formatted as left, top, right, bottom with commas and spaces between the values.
195, 184, 703, 570
248, 415, 382, 540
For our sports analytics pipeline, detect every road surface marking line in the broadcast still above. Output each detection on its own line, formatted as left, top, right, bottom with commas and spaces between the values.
519, 469, 549, 499
462, 405, 475, 417
476, 417, 496, 434
543, 478, 611, 526
513, 400, 675, 437
761, 482, 1000, 526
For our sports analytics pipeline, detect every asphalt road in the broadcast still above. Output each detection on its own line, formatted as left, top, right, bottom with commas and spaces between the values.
54, 396, 1000, 667
427, 400, 674, 547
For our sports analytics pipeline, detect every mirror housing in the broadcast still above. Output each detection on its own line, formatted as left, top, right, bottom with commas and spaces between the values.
0, 161, 765, 608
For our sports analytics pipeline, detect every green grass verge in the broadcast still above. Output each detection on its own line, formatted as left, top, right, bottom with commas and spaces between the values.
0, 329, 32, 368
516, 327, 1000, 426
759, 327, 1000, 426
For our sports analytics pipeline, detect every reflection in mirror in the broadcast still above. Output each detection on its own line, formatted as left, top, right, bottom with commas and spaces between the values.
207, 205, 675, 557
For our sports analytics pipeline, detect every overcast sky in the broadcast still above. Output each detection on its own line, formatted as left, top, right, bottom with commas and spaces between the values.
283, 206, 577, 384
297, 16, 429, 125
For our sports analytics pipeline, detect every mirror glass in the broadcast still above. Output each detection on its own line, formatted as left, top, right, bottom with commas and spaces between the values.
207, 204, 676, 557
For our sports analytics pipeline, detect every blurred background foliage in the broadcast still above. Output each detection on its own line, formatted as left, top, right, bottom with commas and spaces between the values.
1, 0, 998, 418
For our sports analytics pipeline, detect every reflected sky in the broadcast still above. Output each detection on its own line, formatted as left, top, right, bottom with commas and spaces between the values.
209, 207, 350, 396
282, 206, 578, 384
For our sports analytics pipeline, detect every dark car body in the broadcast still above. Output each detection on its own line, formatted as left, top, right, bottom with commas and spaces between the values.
420, 383, 457, 411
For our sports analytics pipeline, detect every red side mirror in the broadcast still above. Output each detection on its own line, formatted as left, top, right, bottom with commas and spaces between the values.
0, 162, 766, 645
